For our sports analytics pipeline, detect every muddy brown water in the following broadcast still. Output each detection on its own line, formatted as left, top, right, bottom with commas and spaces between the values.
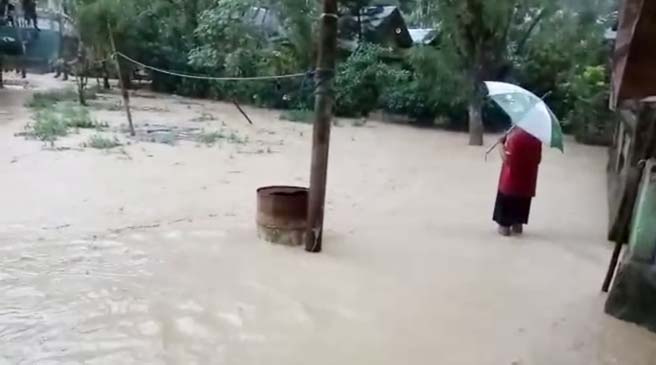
1, 74, 655, 364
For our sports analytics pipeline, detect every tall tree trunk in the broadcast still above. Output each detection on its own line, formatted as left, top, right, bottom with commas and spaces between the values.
77, 76, 87, 106
356, 8, 362, 43
468, 93, 484, 146
76, 66, 88, 106
102, 60, 110, 89
0, 56, 4, 88
468, 68, 485, 146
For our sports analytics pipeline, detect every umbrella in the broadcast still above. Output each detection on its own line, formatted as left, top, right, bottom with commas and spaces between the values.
484, 81, 564, 155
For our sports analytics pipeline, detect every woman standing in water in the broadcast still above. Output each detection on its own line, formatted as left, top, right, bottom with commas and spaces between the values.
494, 127, 543, 236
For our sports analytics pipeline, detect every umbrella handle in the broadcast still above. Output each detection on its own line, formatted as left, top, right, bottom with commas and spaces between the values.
484, 141, 500, 161
484, 125, 516, 161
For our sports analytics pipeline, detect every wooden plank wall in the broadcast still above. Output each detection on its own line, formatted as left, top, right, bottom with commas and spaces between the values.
608, 103, 656, 242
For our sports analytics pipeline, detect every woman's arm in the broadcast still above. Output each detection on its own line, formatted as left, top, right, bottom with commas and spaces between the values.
498, 136, 509, 163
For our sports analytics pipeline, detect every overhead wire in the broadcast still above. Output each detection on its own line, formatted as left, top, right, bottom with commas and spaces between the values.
114, 52, 311, 82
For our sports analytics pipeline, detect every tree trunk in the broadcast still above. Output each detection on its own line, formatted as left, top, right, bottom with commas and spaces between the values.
77, 79, 86, 105
468, 94, 484, 146
76, 64, 88, 106
356, 9, 363, 43
0, 57, 4, 88
102, 61, 110, 89
468, 61, 487, 146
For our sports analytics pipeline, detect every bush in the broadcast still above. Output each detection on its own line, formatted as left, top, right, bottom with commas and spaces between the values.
382, 46, 469, 128
279, 109, 314, 123
196, 129, 249, 146
567, 65, 615, 145
27, 88, 97, 110
25, 109, 70, 144
197, 130, 226, 145
85, 135, 122, 149
56, 102, 101, 129
27, 89, 78, 109
24, 102, 104, 144
334, 44, 410, 117
379, 79, 435, 122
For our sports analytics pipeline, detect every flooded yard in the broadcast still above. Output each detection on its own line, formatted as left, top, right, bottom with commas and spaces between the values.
1, 74, 655, 364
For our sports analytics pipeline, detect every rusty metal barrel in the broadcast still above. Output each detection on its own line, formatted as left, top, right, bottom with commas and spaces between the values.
256, 186, 308, 246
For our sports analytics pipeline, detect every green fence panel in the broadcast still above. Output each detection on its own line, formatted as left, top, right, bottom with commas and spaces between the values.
628, 159, 656, 262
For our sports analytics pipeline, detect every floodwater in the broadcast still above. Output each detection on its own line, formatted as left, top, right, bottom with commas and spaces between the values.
1, 74, 655, 364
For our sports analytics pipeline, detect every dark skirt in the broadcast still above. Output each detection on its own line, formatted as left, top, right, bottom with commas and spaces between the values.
493, 191, 532, 227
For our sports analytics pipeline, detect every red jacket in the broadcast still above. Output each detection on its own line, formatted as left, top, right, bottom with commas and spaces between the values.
498, 128, 542, 197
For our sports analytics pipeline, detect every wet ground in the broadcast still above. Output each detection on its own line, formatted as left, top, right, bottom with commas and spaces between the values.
1, 73, 655, 364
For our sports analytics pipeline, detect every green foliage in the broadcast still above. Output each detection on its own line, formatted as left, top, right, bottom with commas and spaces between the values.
65, 0, 614, 142
56, 102, 101, 129
334, 44, 410, 117
197, 130, 226, 145
24, 101, 103, 144
567, 66, 615, 145
27, 88, 96, 110
280, 109, 314, 124
189, 0, 265, 72
513, 2, 614, 144
85, 134, 122, 149
398, 46, 468, 121
25, 110, 70, 144
515, 7, 610, 116
178, 0, 317, 108
277, 0, 317, 70
379, 79, 432, 120
197, 129, 248, 146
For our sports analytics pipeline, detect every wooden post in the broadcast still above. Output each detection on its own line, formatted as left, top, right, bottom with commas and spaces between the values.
107, 23, 135, 136
0, 56, 4, 88
232, 99, 254, 125
602, 242, 623, 292
305, 0, 339, 253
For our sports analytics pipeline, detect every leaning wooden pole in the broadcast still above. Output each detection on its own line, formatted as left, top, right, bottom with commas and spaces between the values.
107, 23, 135, 136
305, 0, 339, 253
602, 241, 623, 292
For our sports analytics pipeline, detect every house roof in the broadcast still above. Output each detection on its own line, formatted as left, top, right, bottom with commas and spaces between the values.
409, 28, 438, 45
340, 5, 413, 49
611, 0, 656, 108
244, 7, 284, 37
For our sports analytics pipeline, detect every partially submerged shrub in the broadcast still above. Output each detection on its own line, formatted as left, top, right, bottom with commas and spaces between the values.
56, 102, 101, 129
25, 109, 69, 144
197, 130, 226, 145
85, 135, 122, 149
197, 129, 248, 146
24, 102, 105, 144
27, 88, 97, 110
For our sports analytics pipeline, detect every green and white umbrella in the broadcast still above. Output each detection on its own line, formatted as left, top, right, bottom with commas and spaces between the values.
485, 81, 564, 152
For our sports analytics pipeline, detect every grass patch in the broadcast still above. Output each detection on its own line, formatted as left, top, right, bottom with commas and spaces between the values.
56, 102, 105, 129
26, 88, 97, 110
198, 130, 225, 145
197, 129, 248, 146
191, 112, 217, 122
84, 135, 122, 149
280, 109, 314, 124
227, 131, 248, 144
24, 102, 105, 144
25, 110, 70, 144
91, 101, 123, 111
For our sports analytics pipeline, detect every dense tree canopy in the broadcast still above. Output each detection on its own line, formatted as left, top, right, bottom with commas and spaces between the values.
61, 0, 615, 144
